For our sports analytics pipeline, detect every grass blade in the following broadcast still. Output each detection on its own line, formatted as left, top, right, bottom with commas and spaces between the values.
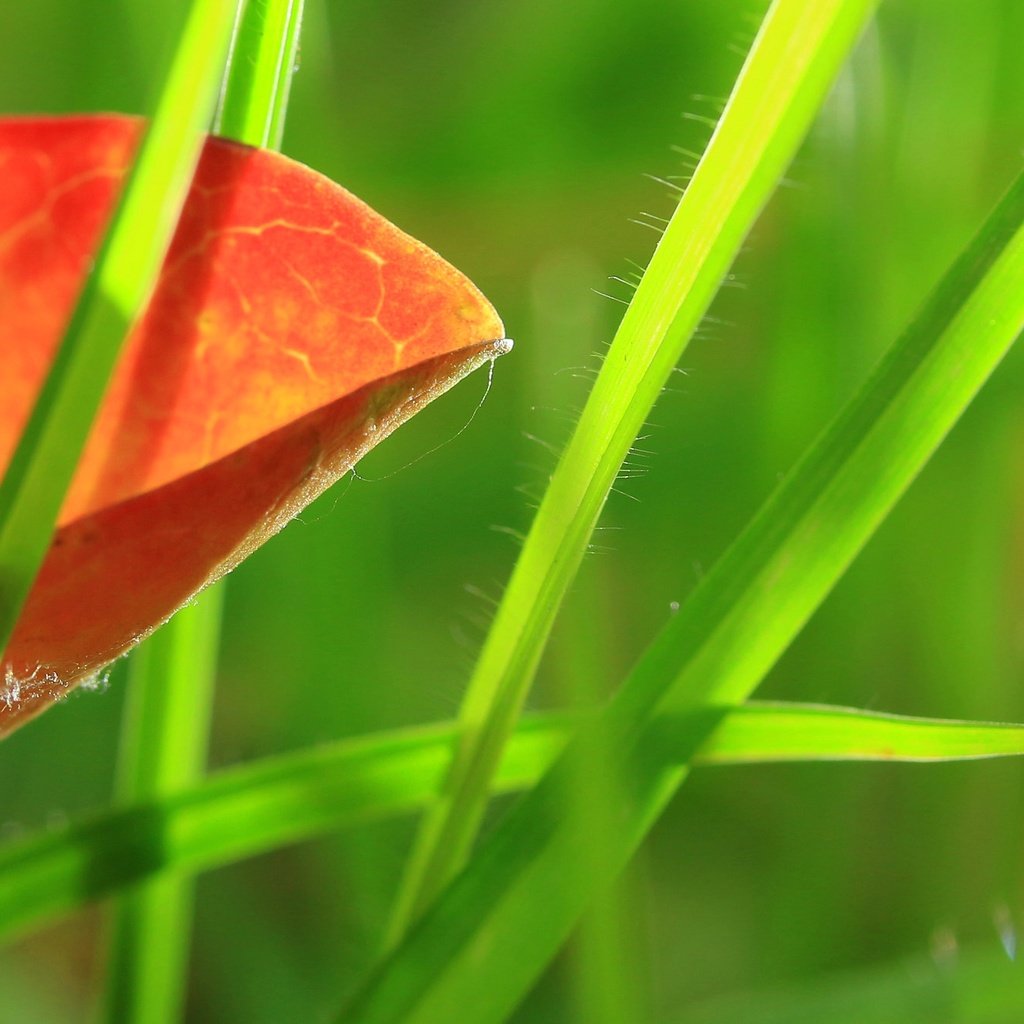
699, 702, 1024, 764
1, 701, 1022, 943
387, 0, 881, 944
98, 1, 303, 1019
98, 589, 224, 1024
215, 0, 305, 148
0, 0, 237, 657
341, 159, 1024, 1024
0, 715, 563, 943
265, 0, 304, 150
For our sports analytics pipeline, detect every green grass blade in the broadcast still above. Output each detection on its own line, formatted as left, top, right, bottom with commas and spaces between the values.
339, 162, 1024, 1024
1, 701, 1022, 944
387, 0, 881, 945
98, 1, 303, 1019
0, 0, 237, 658
215, 0, 305, 147
98, 589, 224, 1024
265, 0, 304, 150
557, 586, 648, 1024
0, 715, 564, 943
699, 702, 1024, 764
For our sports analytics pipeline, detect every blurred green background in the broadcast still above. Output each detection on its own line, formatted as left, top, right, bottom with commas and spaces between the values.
3, 0, 1024, 1020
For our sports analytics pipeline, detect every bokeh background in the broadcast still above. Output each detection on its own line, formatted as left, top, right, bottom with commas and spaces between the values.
3, 0, 1024, 1020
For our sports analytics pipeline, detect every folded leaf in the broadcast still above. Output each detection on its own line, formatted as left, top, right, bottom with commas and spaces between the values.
0, 115, 508, 734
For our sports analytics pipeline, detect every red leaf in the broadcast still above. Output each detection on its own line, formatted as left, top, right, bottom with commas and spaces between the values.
0, 115, 509, 734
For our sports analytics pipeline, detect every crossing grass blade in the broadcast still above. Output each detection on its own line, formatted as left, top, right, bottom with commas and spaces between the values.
1, 701, 1022, 943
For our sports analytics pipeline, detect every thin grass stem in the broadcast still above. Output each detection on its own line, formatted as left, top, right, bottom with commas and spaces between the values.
97, 0, 304, 1019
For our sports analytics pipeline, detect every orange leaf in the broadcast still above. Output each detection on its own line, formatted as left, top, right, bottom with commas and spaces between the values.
0, 115, 508, 734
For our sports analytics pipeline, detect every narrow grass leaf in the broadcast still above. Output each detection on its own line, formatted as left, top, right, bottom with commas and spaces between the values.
388, 0, 881, 944
699, 702, 1024, 763
2, 701, 1022, 943
215, 0, 305, 148
99, 2, 302, 1020
0, 715, 563, 943
98, 589, 224, 1024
